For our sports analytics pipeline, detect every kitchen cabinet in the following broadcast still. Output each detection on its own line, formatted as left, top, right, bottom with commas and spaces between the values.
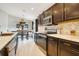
37, 3, 79, 25
44, 7, 52, 17
40, 12, 45, 25
37, 12, 45, 26
47, 36, 58, 56
64, 3, 79, 20
58, 39, 79, 56
52, 3, 64, 25
37, 15, 41, 25
47, 36, 79, 56
43, 7, 53, 25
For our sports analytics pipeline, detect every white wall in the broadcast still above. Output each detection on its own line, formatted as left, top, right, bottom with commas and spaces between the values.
8, 15, 18, 28
0, 9, 33, 32
8, 15, 19, 31
24, 19, 33, 31
0, 9, 8, 32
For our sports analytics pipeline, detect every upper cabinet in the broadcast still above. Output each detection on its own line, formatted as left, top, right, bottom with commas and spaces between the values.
44, 7, 52, 17
40, 12, 45, 25
64, 3, 79, 20
52, 3, 64, 25
37, 15, 41, 25
37, 12, 45, 25
37, 3, 79, 26
43, 3, 64, 25
43, 7, 53, 25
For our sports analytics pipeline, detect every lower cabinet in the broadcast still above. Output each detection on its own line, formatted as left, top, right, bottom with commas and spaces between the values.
58, 39, 79, 56
47, 36, 79, 56
47, 36, 58, 56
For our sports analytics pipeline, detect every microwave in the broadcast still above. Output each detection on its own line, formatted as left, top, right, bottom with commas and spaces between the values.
43, 15, 53, 26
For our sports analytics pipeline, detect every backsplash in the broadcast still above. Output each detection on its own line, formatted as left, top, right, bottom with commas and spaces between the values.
38, 25, 46, 33
57, 20, 79, 36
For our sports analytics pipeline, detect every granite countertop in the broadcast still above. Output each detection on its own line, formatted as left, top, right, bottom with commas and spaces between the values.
0, 32, 18, 51
47, 34, 79, 43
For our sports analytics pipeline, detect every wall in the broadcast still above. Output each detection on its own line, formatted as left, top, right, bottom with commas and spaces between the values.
8, 16, 33, 31
24, 19, 33, 31
0, 9, 8, 32
8, 15, 19, 31
58, 19, 79, 36
38, 25, 46, 33
0, 9, 33, 32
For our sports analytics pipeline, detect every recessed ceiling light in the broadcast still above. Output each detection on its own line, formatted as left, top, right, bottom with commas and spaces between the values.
31, 8, 34, 10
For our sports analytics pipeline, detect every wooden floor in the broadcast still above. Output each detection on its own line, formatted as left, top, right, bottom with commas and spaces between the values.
16, 37, 46, 56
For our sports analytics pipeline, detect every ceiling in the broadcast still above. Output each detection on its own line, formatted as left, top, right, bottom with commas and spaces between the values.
0, 3, 54, 20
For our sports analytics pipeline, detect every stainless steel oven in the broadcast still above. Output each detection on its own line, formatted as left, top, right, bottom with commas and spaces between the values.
36, 33, 47, 55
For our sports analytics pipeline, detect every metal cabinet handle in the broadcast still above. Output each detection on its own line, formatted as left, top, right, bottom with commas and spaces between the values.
71, 49, 79, 54
49, 38, 53, 40
63, 42, 71, 46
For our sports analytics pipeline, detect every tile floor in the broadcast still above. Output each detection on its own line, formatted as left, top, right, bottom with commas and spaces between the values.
16, 37, 46, 56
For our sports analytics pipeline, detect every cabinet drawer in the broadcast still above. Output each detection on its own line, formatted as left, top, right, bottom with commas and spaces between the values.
60, 40, 79, 50
59, 40, 79, 56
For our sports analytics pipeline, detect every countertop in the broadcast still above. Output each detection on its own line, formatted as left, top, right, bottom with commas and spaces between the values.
0, 32, 18, 51
47, 34, 79, 43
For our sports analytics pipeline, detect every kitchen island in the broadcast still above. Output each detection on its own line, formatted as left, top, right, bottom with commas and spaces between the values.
0, 32, 18, 56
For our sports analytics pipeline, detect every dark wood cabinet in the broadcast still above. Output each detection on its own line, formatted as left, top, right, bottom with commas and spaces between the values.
37, 12, 44, 25
47, 36, 58, 56
47, 36, 79, 56
37, 15, 41, 25
44, 7, 52, 17
64, 3, 79, 20
40, 13, 45, 25
52, 3, 64, 24
58, 39, 79, 56
37, 3, 79, 25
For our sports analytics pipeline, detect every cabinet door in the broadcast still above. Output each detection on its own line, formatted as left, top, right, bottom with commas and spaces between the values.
37, 15, 41, 25
47, 37, 58, 56
59, 40, 79, 56
65, 3, 79, 20
44, 7, 52, 17
40, 13, 45, 25
52, 3, 64, 24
